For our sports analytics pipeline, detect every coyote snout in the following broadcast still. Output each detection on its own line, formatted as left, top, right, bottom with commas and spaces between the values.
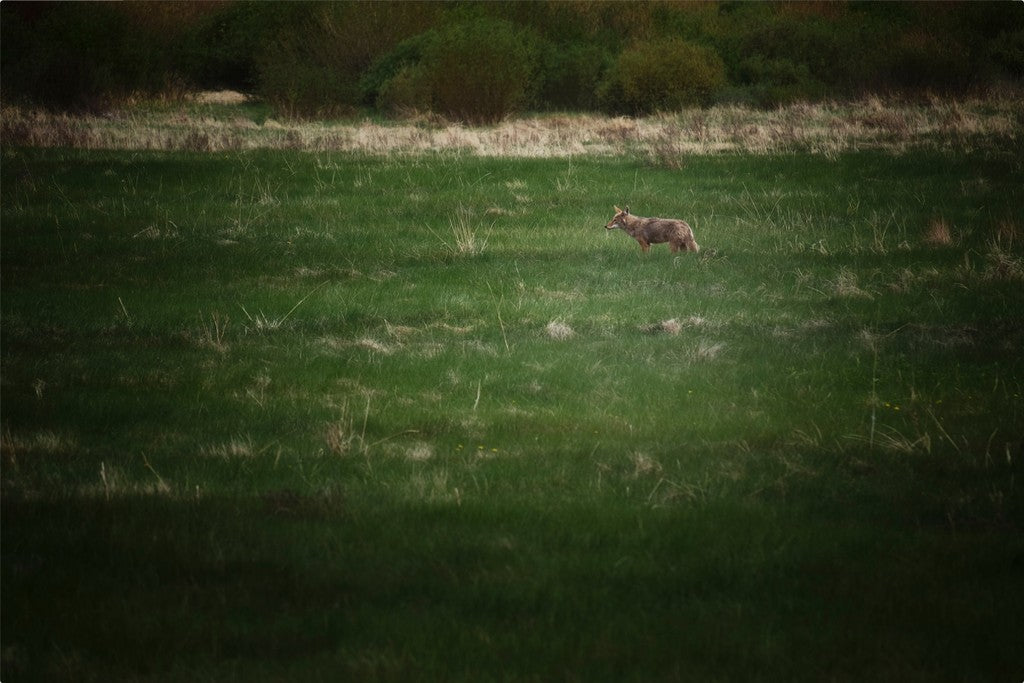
605, 206, 700, 253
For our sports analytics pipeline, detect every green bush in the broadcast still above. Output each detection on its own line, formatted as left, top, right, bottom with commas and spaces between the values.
422, 18, 540, 124
0, 3, 176, 110
735, 55, 827, 107
255, 3, 438, 120
536, 42, 611, 111
359, 32, 435, 109
255, 8, 360, 119
711, 7, 875, 106
881, 28, 974, 92
990, 28, 1024, 79
600, 38, 726, 114
257, 55, 359, 121
376, 65, 432, 115
176, 3, 297, 91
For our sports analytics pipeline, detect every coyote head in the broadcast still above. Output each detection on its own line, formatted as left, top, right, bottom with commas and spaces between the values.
605, 205, 630, 230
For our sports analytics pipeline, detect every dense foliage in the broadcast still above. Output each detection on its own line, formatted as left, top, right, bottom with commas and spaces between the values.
600, 38, 727, 113
2, 1, 1023, 119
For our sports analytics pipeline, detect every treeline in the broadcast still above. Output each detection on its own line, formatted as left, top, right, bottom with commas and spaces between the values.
2, 1, 1023, 122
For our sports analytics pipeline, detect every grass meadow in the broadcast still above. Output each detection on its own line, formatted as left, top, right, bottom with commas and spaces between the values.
2, 105, 1024, 680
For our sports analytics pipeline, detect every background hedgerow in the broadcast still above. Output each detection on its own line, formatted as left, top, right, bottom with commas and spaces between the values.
599, 38, 727, 115
364, 18, 545, 123
3, 1, 1023, 118
421, 18, 542, 124
254, 3, 439, 120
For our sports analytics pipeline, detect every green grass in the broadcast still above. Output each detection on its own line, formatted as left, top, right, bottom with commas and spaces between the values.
3, 143, 1023, 681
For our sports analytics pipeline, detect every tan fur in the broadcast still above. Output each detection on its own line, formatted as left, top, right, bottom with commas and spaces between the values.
605, 206, 700, 253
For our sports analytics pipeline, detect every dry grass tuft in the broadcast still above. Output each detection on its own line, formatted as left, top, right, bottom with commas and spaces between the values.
189, 90, 249, 105
1, 429, 77, 458
994, 218, 1019, 250
195, 312, 230, 352
545, 320, 574, 340
356, 338, 392, 355
202, 436, 255, 459
642, 318, 682, 335
924, 217, 954, 247
404, 442, 435, 461
427, 206, 491, 256
694, 341, 726, 361
831, 268, 874, 299
631, 452, 663, 477
447, 209, 490, 256
983, 245, 1024, 282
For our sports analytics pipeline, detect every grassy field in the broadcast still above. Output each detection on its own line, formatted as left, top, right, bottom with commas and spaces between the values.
2, 118, 1023, 680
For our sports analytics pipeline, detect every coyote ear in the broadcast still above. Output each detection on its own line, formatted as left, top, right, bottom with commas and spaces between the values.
613, 205, 621, 213
624, 205, 630, 214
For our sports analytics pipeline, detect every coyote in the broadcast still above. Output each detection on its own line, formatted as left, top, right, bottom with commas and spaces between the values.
605, 206, 700, 253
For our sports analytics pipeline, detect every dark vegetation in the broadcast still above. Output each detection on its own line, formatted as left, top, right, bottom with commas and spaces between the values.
3, 1, 1023, 122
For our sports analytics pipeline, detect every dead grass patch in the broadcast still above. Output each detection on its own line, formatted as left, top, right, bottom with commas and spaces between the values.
201, 436, 256, 459
831, 268, 874, 299
4, 95, 1019, 157
1, 429, 78, 459
356, 338, 393, 355
924, 217, 954, 247
694, 341, 726, 361
189, 90, 249, 105
994, 218, 1020, 250
641, 318, 682, 335
631, 452, 662, 477
545, 320, 574, 340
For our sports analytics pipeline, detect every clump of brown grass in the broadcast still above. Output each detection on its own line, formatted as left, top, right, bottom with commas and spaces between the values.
856, 96, 912, 139
694, 341, 726, 361
195, 312, 229, 352
641, 319, 682, 335
404, 442, 435, 461
994, 218, 1019, 250
201, 436, 255, 459
190, 90, 249, 105
643, 124, 688, 169
924, 217, 954, 247
356, 338, 392, 355
631, 452, 662, 477
427, 206, 491, 256
326, 400, 367, 457
983, 244, 1024, 282
831, 268, 874, 299
545, 320, 574, 340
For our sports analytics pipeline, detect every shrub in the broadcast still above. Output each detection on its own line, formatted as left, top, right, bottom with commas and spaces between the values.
536, 42, 612, 111
882, 28, 974, 92
422, 19, 540, 124
0, 3, 177, 110
711, 7, 875, 106
989, 28, 1024, 80
359, 31, 435, 109
600, 39, 726, 115
255, 8, 361, 119
175, 3, 294, 91
735, 55, 827, 107
376, 65, 432, 115
256, 3, 438, 120
258, 55, 359, 121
